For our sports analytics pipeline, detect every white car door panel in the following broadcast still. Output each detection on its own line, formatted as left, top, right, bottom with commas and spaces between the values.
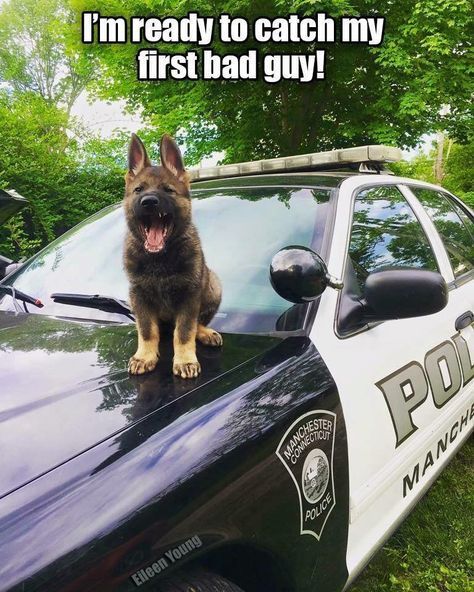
310, 176, 474, 583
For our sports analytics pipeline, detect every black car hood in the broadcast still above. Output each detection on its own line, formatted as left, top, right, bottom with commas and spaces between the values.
0, 311, 280, 499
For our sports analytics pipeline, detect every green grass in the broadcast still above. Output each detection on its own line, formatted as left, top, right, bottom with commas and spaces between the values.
351, 436, 474, 592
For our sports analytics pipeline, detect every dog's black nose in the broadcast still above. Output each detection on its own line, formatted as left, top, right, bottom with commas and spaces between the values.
140, 194, 159, 209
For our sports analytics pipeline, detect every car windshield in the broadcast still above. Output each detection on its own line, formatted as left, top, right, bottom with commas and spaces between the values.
0, 186, 332, 333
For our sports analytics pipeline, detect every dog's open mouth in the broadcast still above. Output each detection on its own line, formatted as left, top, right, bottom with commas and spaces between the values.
141, 214, 172, 253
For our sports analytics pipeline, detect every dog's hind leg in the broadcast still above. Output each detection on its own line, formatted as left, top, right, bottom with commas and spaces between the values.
196, 324, 223, 346
197, 268, 223, 347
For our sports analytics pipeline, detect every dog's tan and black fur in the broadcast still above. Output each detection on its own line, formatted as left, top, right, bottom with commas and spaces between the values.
124, 133, 222, 378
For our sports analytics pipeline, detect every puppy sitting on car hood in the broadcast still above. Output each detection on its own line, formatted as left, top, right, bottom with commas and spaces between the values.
124, 133, 222, 378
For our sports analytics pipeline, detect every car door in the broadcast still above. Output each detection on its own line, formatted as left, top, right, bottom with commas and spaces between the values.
309, 176, 474, 585
404, 183, 474, 340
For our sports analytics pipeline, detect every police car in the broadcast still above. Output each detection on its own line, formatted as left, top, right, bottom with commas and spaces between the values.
0, 146, 472, 592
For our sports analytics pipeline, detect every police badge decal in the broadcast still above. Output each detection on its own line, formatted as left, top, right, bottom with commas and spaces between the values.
276, 410, 336, 540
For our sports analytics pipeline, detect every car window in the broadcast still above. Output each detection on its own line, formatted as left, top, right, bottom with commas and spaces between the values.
348, 185, 438, 288
0, 187, 331, 333
410, 187, 474, 278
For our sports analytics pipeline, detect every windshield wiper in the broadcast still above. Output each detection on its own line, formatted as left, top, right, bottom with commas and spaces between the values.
0, 285, 44, 311
51, 293, 134, 321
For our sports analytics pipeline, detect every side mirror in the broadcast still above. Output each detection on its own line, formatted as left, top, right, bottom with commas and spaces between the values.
270, 246, 343, 304
364, 269, 448, 321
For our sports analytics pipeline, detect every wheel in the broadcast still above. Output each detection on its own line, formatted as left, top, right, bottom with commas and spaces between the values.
156, 569, 245, 592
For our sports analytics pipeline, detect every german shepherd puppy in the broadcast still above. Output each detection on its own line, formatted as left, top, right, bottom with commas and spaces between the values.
124, 134, 222, 378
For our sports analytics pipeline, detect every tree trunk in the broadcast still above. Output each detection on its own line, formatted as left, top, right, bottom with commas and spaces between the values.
434, 131, 445, 183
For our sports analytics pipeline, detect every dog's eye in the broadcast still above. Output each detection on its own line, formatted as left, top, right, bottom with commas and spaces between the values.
134, 185, 144, 194
163, 184, 176, 194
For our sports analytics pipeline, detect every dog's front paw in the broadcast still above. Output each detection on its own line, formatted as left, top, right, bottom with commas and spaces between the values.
197, 326, 223, 347
128, 354, 158, 375
173, 358, 201, 379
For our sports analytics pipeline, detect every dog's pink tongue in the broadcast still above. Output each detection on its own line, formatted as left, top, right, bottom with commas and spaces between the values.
145, 222, 165, 251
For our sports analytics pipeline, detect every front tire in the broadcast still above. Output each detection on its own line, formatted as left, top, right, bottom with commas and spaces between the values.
157, 569, 245, 592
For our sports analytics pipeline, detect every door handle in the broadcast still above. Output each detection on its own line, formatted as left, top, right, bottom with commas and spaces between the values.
455, 310, 474, 331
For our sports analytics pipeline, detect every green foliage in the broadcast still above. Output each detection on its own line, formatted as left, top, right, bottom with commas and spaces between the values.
351, 439, 474, 592
0, 0, 121, 261
443, 143, 474, 207
0, 90, 74, 258
391, 141, 474, 207
372, 0, 474, 144
0, 0, 95, 113
72, 0, 473, 164
64, 133, 127, 227
2, 215, 43, 260
0, 90, 126, 260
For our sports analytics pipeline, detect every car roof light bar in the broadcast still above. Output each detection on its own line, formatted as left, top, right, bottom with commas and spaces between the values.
189, 145, 402, 182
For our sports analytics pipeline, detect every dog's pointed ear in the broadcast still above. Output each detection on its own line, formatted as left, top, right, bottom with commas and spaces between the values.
160, 134, 186, 181
128, 133, 151, 176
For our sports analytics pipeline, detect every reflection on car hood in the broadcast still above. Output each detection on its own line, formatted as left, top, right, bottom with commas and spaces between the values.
0, 312, 280, 499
